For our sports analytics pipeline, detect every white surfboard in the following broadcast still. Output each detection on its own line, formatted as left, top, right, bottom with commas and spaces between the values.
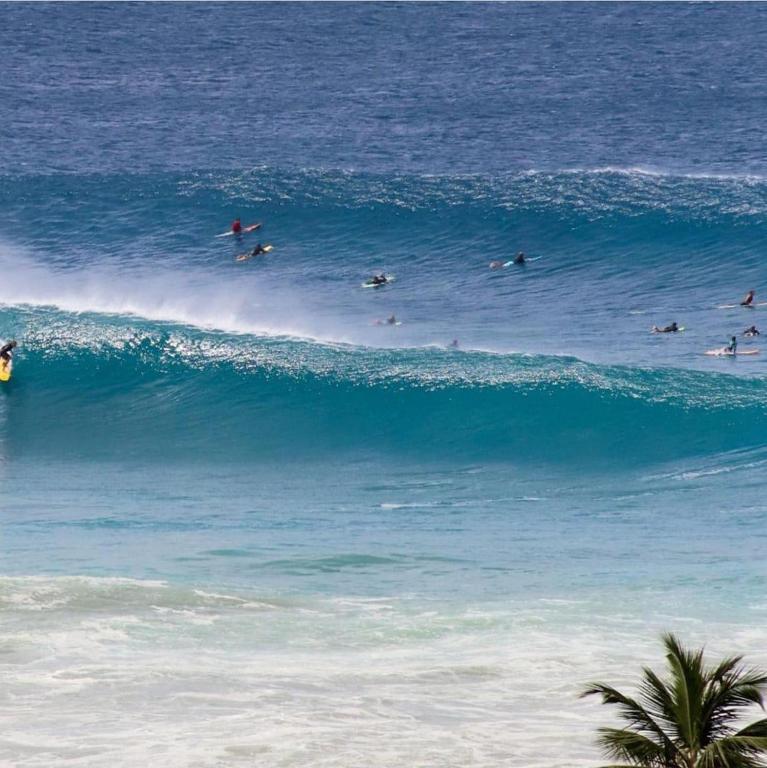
216, 223, 262, 238
704, 348, 760, 356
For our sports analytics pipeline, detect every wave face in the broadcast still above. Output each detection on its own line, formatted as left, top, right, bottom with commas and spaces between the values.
1, 312, 766, 467
1, 167, 767, 467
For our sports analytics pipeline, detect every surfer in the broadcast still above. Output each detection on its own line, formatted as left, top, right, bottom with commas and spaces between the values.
744, 325, 761, 337
370, 273, 388, 286
652, 322, 680, 333
741, 290, 755, 307
513, 251, 526, 265
250, 243, 268, 257
0, 340, 16, 362
231, 218, 242, 235
0, 340, 16, 377
449, 339, 459, 348
726, 336, 738, 354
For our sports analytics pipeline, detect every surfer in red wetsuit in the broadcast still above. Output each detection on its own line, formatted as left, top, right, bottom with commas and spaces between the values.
231, 218, 242, 234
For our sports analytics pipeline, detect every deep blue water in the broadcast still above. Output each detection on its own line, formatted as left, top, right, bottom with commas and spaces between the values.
4, 3, 767, 175
2, 4, 767, 767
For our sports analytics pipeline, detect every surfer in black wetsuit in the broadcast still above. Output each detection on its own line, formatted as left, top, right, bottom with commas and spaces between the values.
741, 290, 756, 307
0, 340, 17, 362
513, 251, 526, 265
652, 322, 679, 333
370, 274, 388, 286
250, 243, 268, 257
744, 325, 760, 337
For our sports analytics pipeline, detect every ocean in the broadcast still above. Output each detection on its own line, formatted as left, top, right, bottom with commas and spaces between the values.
2, 3, 767, 766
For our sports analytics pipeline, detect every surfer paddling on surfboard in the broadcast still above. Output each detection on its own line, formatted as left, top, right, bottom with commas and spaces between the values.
217, 219, 262, 238
652, 322, 680, 333
235, 244, 273, 262
490, 252, 536, 269
246, 243, 270, 257
744, 325, 761, 337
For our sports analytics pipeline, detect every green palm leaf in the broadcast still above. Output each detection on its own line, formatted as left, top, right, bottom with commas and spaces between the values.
583, 635, 767, 768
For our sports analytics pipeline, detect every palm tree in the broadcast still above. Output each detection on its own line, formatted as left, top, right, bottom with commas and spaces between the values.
581, 633, 767, 768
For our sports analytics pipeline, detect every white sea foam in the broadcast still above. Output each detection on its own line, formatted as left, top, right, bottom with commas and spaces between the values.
2, 575, 767, 767
0, 241, 356, 346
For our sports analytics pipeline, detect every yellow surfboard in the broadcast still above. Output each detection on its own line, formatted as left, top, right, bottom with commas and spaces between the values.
0, 359, 12, 382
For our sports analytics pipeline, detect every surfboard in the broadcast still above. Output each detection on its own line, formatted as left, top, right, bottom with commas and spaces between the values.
651, 326, 686, 333
0, 359, 12, 382
216, 223, 262, 238
716, 302, 767, 309
373, 320, 402, 326
235, 245, 273, 262
362, 274, 395, 288
704, 348, 760, 356
490, 258, 539, 269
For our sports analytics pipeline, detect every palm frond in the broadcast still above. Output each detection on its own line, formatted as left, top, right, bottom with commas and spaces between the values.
663, 632, 707, 749
702, 666, 767, 743
640, 667, 681, 735
586, 636, 767, 768
735, 720, 767, 740
582, 683, 677, 754
697, 732, 767, 768
595, 727, 671, 767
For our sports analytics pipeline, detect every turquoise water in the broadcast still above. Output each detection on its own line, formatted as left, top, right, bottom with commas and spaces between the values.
2, 4, 767, 767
